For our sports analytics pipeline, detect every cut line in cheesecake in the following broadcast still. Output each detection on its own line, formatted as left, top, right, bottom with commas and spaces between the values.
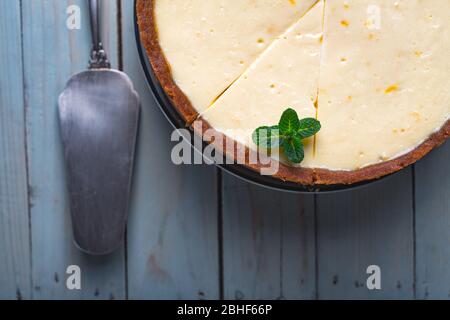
312, 0, 327, 158
200, 0, 325, 169
143, 0, 321, 120
203, 0, 322, 115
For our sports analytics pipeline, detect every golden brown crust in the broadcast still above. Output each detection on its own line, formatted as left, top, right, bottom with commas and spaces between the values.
194, 118, 450, 186
314, 119, 450, 185
137, 0, 450, 186
136, 0, 199, 124
191, 119, 316, 185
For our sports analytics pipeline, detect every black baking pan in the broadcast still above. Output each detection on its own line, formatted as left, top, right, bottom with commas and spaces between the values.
133, 1, 388, 193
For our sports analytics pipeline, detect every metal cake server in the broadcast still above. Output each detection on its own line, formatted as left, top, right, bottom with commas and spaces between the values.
58, 0, 140, 255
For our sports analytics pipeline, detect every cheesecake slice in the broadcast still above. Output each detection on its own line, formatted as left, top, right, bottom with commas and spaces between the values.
201, 0, 324, 168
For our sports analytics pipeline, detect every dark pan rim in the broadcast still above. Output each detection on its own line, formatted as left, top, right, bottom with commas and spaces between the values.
133, 0, 391, 193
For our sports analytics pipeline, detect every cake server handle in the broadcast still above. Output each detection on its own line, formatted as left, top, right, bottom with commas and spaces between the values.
88, 0, 111, 69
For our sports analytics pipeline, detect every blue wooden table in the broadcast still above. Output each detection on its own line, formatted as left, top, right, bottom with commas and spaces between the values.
1, 0, 449, 300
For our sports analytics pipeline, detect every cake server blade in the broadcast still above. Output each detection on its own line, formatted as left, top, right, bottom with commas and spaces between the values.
58, 0, 140, 255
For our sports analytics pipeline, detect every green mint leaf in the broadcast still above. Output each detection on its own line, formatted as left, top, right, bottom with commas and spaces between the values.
283, 136, 304, 164
297, 118, 322, 139
252, 107, 322, 165
252, 125, 283, 149
278, 108, 300, 134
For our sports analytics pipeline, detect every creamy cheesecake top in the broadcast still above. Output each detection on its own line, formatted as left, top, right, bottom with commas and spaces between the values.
149, 0, 450, 173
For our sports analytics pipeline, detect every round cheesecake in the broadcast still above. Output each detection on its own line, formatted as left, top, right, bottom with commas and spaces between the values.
137, 0, 450, 185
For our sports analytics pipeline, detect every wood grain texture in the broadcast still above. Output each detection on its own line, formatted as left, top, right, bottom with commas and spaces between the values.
415, 143, 450, 299
121, 0, 219, 300
316, 170, 415, 299
0, 0, 32, 300
222, 174, 316, 300
22, 0, 125, 299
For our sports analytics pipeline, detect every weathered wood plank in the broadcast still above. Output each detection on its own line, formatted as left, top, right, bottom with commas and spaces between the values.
22, 0, 125, 299
415, 142, 450, 300
316, 170, 415, 299
122, 0, 219, 300
222, 174, 316, 300
0, 0, 32, 300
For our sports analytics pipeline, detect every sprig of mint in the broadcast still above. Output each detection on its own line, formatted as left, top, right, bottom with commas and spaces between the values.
252, 108, 321, 164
